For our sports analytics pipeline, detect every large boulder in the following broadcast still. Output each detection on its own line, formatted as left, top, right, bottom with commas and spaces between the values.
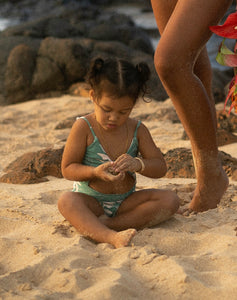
0, 35, 41, 104
0, 0, 233, 104
32, 37, 89, 93
3, 37, 90, 103
1, 146, 236, 184
0, 147, 63, 184
3, 36, 166, 103
4, 44, 36, 103
0, 2, 168, 104
164, 147, 237, 180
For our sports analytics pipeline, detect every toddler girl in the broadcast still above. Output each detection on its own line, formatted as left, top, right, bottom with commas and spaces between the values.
58, 57, 179, 248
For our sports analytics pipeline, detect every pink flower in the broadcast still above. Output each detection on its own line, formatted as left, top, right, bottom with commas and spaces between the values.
209, 11, 237, 39
224, 74, 237, 113
209, 11, 237, 113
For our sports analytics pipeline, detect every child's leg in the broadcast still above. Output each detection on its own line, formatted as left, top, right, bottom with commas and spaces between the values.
58, 192, 136, 248
101, 189, 179, 231
151, 0, 231, 212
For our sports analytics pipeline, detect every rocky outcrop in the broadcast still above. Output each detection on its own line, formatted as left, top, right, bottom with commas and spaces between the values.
164, 148, 195, 179
4, 44, 37, 103
164, 148, 237, 180
0, 1, 169, 104
0, 148, 63, 184
216, 110, 237, 133
0, 0, 233, 105
1, 146, 236, 184
181, 110, 237, 146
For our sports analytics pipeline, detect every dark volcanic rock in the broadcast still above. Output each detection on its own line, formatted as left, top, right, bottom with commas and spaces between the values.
216, 129, 237, 146
165, 148, 195, 179
0, 3, 168, 104
182, 110, 237, 146
219, 150, 237, 179
4, 44, 36, 103
0, 0, 163, 104
54, 115, 78, 130
32, 37, 89, 94
0, 147, 64, 184
212, 68, 234, 104
164, 147, 237, 180
0, 0, 233, 105
216, 110, 237, 133
182, 128, 237, 146
1, 146, 236, 184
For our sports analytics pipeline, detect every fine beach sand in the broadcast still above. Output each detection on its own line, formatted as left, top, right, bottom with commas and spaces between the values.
0, 95, 237, 300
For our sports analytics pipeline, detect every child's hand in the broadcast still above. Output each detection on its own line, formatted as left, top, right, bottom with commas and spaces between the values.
94, 162, 125, 181
112, 154, 141, 173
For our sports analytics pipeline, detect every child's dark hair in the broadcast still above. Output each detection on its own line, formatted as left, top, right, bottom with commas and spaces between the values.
86, 57, 150, 103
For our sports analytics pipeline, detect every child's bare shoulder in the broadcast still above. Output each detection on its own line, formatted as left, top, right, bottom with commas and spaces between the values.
73, 113, 94, 129
127, 118, 147, 134
68, 114, 93, 140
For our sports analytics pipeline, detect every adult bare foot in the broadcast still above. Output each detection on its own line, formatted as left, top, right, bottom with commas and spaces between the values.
189, 167, 229, 212
112, 228, 137, 249
177, 207, 197, 216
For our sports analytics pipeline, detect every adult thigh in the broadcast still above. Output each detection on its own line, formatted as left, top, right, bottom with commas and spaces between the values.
154, 0, 232, 73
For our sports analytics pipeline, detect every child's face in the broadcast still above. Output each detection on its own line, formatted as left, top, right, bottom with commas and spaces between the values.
90, 91, 135, 130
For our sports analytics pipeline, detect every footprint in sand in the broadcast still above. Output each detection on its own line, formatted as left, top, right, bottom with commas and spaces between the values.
52, 221, 77, 238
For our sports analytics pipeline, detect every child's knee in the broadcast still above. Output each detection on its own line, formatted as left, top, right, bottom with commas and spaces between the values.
165, 191, 180, 213
171, 192, 180, 213
57, 191, 73, 213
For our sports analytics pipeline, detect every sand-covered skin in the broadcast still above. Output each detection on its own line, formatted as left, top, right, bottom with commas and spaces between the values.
0, 96, 237, 299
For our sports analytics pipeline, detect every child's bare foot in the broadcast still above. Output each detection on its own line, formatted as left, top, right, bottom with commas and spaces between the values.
111, 228, 137, 249
189, 168, 229, 212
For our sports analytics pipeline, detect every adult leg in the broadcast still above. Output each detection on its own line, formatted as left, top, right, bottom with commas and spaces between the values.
150, 0, 232, 211
193, 47, 217, 130
101, 189, 180, 231
58, 192, 136, 248
151, 0, 217, 129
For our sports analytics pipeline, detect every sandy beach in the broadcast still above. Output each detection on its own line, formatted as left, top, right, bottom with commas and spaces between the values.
0, 95, 237, 299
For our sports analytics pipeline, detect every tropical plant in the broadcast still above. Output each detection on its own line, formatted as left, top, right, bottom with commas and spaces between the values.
210, 10, 237, 113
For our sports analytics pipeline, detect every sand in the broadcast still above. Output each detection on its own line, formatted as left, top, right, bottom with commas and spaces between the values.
0, 95, 236, 300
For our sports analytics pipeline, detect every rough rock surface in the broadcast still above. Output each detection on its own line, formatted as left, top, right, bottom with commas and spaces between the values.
0, 1, 168, 104
164, 148, 237, 180
216, 110, 237, 133
0, 148, 63, 184
0, 0, 233, 105
1, 146, 236, 184
182, 110, 237, 146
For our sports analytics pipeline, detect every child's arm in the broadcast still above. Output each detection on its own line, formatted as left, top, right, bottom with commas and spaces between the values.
112, 123, 167, 178
61, 119, 124, 182
137, 123, 167, 178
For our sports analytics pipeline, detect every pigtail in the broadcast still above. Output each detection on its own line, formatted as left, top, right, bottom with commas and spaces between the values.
93, 58, 104, 74
86, 57, 104, 88
85, 57, 151, 103
136, 62, 151, 101
136, 62, 150, 83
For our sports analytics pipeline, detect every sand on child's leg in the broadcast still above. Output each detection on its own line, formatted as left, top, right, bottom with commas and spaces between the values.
98, 214, 137, 248
112, 229, 137, 248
